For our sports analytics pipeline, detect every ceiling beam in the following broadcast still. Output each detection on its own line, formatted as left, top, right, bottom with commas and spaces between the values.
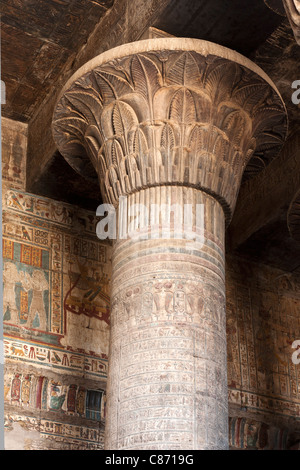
227, 130, 300, 250
26, 0, 175, 191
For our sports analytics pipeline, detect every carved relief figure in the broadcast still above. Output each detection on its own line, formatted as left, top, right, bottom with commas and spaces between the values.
27, 270, 48, 330
205, 286, 225, 329
64, 258, 110, 324
2, 131, 25, 185
3, 262, 25, 325
49, 382, 66, 411
174, 290, 186, 315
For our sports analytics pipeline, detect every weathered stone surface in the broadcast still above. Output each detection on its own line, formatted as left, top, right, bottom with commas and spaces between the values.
1, 117, 27, 190
226, 254, 300, 447
26, 0, 174, 191
0, 0, 115, 122
3, 1, 300, 451
26, 0, 284, 196
105, 187, 227, 449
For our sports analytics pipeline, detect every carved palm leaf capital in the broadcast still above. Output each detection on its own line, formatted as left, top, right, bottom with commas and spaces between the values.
52, 38, 287, 220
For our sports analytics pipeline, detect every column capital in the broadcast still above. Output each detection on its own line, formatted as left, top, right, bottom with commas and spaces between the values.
52, 38, 287, 222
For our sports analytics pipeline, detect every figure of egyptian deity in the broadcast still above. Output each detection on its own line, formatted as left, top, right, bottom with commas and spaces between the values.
52, 38, 287, 449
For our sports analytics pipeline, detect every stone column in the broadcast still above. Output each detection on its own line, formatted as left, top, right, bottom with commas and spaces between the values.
52, 38, 287, 449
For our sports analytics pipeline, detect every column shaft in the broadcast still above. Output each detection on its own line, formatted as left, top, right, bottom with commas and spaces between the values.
105, 186, 228, 449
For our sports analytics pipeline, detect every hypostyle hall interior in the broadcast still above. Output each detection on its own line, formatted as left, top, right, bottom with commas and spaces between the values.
1, 0, 300, 450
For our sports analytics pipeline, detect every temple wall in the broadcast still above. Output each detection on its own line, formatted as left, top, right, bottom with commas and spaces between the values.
2, 117, 300, 449
226, 255, 300, 449
2, 117, 111, 449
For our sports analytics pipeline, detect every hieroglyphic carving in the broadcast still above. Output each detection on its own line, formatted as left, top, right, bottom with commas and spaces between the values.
4, 338, 108, 379
104, 189, 228, 450
2, 187, 112, 398
226, 255, 300, 423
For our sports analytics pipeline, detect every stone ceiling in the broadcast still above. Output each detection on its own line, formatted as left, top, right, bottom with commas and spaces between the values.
1, 0, 284, 124
0, 0, 114, 122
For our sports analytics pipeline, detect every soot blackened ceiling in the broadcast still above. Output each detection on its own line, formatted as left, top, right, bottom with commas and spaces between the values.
1, 0, 114, 122
155, 0, 283, 56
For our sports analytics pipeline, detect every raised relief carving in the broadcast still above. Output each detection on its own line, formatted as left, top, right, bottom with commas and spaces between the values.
111, 279, 223, 329
3, 261, 49, 330
283, 0, 300, 44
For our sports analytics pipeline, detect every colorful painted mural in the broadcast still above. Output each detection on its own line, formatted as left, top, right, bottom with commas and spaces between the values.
3, 188, 112, 361
4, 370, 105, 420
228, 417, 300, 450
3, 118, 111, 449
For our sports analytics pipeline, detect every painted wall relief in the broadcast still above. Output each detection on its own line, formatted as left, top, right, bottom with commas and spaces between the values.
3, 243, 49, 331
2, 117, 27, 190
2, 120, 110, 450
3, 189, 112, 378
229, 416, 300, 450
62, 252, 110, 355
4, 369, 106, 421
